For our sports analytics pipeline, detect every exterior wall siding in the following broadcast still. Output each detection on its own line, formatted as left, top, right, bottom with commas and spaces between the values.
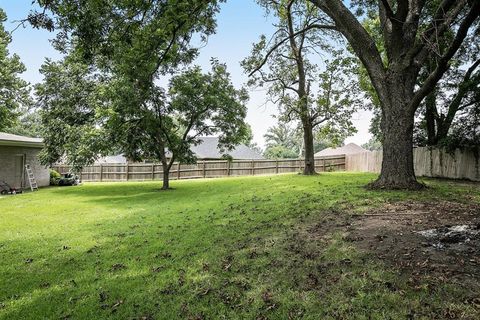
0, 146, 50, 188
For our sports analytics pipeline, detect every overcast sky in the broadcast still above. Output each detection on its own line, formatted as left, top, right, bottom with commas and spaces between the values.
1, 0, 372, 147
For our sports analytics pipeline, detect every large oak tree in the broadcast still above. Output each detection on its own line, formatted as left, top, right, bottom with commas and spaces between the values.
308, 0, 480, 189
358, 16, 480, 151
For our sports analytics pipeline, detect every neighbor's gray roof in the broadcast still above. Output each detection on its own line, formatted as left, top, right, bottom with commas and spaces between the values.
94, 136, 263, 163
314, 143, 368, 157
0, 132, 43, 147
191, 136, 264, 159
95, 154, 128, 163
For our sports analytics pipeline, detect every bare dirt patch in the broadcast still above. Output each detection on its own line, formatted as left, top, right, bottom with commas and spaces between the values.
346, 201, 480, 285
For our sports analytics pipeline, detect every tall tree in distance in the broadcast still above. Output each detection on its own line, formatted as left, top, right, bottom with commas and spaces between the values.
0, 9, 31, 131
263, 121, 349, 159
242, 0, 358, 174
3, 105, 42, 137
362, 136, 382, 151
263, 122, 301, 159
308, 0, 480, 189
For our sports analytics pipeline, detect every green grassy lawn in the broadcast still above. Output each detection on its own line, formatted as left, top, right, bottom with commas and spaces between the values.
1, 173, 479, 319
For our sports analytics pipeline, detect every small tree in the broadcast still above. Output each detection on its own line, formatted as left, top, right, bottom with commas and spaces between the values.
37, 58, 249, 190
109, 61, 249, 189
362, 137, 382, 152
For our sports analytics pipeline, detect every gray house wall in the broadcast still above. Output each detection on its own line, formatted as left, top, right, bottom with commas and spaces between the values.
0, 146, 50, 188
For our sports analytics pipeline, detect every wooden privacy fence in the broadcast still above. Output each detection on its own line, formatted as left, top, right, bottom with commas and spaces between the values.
52, 155, 346, 182
346, 147, 480, 181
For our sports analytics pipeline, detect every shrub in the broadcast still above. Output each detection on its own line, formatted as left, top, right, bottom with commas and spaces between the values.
49, 169, 61, 185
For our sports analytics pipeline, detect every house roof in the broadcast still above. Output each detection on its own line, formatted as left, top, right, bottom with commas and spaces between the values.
95, 154, 128, 163
0, 132, 44, 148
94, 136, 263, 163
314, 143, 368, 157
191, 136, 263, 160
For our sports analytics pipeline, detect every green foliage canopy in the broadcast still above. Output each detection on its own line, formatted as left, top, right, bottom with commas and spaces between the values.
0, 9, 31, 131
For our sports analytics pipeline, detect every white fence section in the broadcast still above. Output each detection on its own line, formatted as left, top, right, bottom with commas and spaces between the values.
346, 147, 480, 181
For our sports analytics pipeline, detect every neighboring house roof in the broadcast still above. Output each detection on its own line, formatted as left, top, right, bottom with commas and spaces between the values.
191, 136, 264, 160
95, 155, 128, 163
314, 143, 369, 157
0, 132, 43, 148
94, 136, 263, 163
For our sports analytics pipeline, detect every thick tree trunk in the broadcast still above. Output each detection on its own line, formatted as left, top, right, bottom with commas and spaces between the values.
369, 81, 424, 190
160, 155, 173, 190
161, 167, 170, 190
302, 121, 316, 175
160, 161, 171, 190
156, 138, 172, 190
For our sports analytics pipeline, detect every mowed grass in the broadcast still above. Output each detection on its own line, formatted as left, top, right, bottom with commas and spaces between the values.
0, 173, 479, 319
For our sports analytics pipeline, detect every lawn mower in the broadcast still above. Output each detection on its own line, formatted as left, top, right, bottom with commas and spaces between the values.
0, 181, 23, 195
57, 173, 81, 186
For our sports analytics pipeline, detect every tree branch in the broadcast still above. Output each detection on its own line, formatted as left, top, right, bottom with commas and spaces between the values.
410, 2, 480, 112
380, 0, 395, 21
409, 0, 467, 65
248, 23, 337, 77
308, 0, 386, 98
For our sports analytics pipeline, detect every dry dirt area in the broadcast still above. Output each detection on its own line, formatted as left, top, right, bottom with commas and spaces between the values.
344, 201, 480, 288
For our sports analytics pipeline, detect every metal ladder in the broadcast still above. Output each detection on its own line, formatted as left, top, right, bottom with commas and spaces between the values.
25, 164, 38, 191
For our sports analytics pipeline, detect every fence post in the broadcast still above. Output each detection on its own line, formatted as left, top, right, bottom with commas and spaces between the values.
203, 161, 206, 178
151, 164, 155, 180
177, 162, 181, 180
99, 164, 103, 182
276, 159, 279, 174
226, 160, 230, 176
126, 163, 129, 181
252, 160, 255, 175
